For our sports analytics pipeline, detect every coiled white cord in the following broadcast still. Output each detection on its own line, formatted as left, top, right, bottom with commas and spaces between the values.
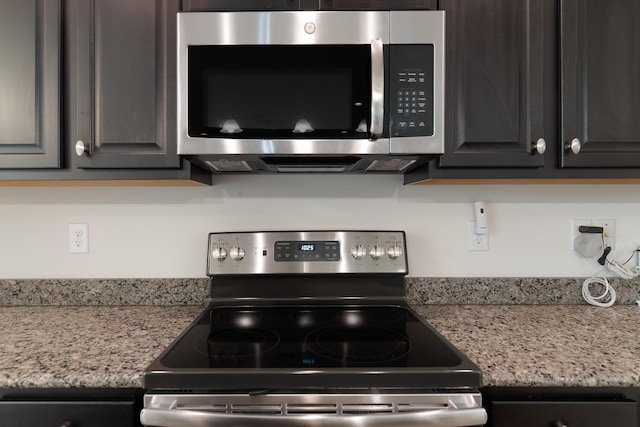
582, 276, 617, 307
580, 245, 640, 307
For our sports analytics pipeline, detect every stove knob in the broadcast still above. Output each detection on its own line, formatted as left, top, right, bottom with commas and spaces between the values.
369, 245, 385, 260
387, 245, 403, 259
351, 244, 366, 259
230, 246, 246, 261
211, 246, 227, 261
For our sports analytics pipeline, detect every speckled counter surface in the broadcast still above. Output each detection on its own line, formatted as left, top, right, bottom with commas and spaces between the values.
1, 304, 638, 389
0, 306, 204, 388
414, 305, 640, 388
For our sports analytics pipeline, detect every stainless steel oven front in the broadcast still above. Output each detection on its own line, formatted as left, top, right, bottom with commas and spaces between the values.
177, 11, 445, 174
141, 231, 486, 427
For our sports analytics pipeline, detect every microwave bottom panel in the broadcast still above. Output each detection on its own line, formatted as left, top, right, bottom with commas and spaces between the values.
189, 155, 428, 174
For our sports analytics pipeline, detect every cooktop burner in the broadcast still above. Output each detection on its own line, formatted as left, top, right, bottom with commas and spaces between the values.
160, 306, 462, 369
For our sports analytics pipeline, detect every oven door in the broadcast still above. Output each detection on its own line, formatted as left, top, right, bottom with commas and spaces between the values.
141, 392, 487, 427
177, 11, 388, 156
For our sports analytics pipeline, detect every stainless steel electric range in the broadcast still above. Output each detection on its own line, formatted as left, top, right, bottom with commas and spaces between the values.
141, 231, 487, 427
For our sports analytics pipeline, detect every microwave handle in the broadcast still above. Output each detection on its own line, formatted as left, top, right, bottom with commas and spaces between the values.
370, 38, 384, 139
140, 407, 487, 427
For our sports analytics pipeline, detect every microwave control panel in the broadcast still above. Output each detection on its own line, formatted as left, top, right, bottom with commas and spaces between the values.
389, 45, 435, 137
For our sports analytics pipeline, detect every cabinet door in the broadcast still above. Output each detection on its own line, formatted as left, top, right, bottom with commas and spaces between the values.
70, 0, 180, 169
0, 0, 60, 168
0, 388, 143, 427
491, 400, 637, 427
560, 0, 640, 167
0, 401, 138, 427
438, 0, 546, 168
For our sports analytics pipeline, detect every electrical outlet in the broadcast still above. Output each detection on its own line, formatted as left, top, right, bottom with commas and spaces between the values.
594, 219, 615, 248
468, 221, 489, 251
571, 218, 616, 255
69, 223, 89, 254
571, 219, 592, 250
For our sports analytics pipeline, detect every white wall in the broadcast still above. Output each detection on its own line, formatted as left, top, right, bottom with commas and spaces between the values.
1, 175, 639, 279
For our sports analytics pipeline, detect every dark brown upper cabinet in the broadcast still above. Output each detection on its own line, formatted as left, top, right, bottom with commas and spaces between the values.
67, 0, 181, 169
559, 0, 640, 168
437, 0, 547, 169
0, 0, 61, 169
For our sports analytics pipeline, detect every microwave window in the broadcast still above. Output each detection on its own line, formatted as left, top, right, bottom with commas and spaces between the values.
205, 69, 352, 132
188, 45, 371, 139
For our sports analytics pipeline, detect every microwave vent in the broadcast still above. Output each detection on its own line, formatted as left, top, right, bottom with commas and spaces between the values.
366, 159, 416, 172
205, 159, 253, 172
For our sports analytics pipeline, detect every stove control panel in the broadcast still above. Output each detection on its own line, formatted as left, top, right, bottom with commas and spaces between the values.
207, 231, 407, 276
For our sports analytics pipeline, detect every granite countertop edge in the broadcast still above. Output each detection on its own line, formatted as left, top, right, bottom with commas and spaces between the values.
1, 277, 638, 306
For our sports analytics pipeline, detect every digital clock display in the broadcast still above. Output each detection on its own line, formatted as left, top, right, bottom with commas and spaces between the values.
274, 240, 339, 262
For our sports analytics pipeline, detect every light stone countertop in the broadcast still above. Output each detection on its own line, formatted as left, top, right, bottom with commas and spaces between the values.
414, 305, 640, 387
0, 304, 638, 389
0, 306, 204, 388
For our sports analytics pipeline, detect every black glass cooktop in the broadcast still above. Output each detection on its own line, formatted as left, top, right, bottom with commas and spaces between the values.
160, 305, 463, 369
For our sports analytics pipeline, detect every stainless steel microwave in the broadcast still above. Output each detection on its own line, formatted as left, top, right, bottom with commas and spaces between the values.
177, 10, 444, 174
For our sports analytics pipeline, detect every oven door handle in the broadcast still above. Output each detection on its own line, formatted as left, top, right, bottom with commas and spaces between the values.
140, 407, 487, 427
370, 38, 384, 139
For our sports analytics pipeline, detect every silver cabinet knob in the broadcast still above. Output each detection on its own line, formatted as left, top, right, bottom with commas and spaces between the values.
211, 246, 227, 261
565, 137, 581, 154
75, 140, 88, 157
531, 138, 546, 154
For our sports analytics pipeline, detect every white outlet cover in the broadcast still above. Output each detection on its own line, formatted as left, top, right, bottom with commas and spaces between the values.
594, 219, 616, 246
468, 221, 489, 251
69, 223, 89, 254
570, 219, 592, 250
